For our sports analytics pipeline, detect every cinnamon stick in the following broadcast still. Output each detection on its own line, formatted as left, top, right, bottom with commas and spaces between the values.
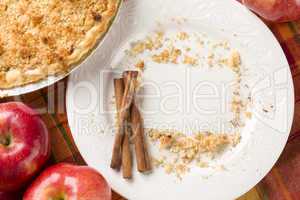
122, 123, 132, 178
131, 101, 152, 172
110, 78, 125, 170
110, 72, 138, 170
122, 77, 133, 179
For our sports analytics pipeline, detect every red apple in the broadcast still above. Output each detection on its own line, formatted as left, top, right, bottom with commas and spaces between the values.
0, 191, 20, 200
0, 102, 50, 191
23, 163, 111, 200
242, 0, 300, 22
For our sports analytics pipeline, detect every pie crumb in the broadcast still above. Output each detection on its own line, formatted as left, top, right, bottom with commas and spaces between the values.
227, 50, 241, 69
197, 161, 209, 168
164, 163, 174, 174
177, 32, 189, 40
152, 50, 170, 63
135, 60, 145, 70
183, 55, 198, 66
245, 112, 252, 119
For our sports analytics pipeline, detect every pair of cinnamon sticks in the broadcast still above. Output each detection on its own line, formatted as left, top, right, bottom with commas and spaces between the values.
110, 71, 151, 179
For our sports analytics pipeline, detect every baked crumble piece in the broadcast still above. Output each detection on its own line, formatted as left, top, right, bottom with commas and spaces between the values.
177, 32, 189, 40
135, 60, 145, 71
227, 50, 241, 69
148, 129, 241, 177
183, 55, 198, 66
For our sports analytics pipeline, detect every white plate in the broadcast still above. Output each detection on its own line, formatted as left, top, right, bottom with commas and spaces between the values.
66, 0, 294, 199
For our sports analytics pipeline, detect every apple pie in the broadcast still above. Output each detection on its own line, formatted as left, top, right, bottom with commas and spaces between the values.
0, 0, 120, 88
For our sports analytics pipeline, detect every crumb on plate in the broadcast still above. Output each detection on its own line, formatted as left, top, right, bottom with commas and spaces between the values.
183, 55, 198, 66
135, 60, 145, 70
177, 32, 189, 40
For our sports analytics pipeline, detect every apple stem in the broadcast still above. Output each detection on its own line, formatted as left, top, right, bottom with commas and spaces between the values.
54, 195, 66, 200
0, 134, 11, 147
51, 192, 66, 200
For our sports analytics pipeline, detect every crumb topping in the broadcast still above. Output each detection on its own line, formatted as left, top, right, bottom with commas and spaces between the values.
177, 32, 189, 40
227, 50, 241, 69
0, 0, 119, 88
183, 55, 198, 66
148, 129, 240, 177
135, 60, 145, 71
